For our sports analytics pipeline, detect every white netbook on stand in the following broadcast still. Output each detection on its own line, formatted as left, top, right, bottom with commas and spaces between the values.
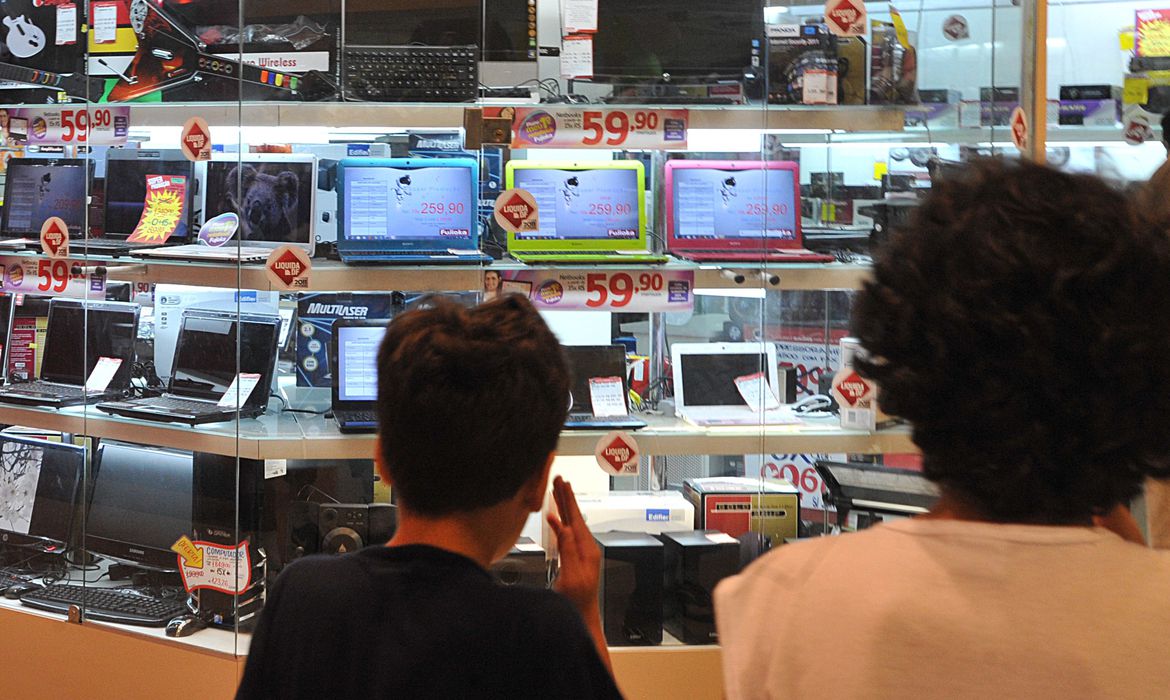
671, 342, 801, 427
134, 153, 318, 263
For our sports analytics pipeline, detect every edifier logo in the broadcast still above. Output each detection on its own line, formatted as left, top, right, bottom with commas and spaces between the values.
306, 303, 369, 318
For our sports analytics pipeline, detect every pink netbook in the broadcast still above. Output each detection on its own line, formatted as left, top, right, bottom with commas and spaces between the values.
664, 160, 834, 263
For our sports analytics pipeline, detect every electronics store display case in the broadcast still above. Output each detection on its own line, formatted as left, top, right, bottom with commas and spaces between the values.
0, 0, 1066, 697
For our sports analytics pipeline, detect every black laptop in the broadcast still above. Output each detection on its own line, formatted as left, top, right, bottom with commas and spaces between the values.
97, 309, 281, 425
0, 158, 91, 249
329, 318, 387, 433
0, 299, 139, 407
563, 345, 647, 430
83, 149, 196, 257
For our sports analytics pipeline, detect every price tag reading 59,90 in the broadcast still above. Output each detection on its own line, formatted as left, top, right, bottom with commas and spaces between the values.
510, 107, 688, 150
503, 269, 694, 313
13, 106, 130, 146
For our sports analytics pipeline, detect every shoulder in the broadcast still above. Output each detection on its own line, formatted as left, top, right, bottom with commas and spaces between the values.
269, 552, 373, 604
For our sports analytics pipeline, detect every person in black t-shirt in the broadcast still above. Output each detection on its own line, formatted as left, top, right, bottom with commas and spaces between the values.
237, 295, 623, 700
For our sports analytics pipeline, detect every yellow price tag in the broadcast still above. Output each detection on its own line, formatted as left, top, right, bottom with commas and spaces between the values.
170, 535, 204, 569
1121, 29, 1136, 52
873, 162, 889, 181
1124, 77, 1150, 105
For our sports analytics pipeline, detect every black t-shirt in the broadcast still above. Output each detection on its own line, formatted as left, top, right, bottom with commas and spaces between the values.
236, 544, 624, 700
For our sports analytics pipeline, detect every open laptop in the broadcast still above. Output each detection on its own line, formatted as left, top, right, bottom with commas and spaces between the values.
505, 161, 667, 263
133, 153, 317, 263
665, 160, 834, 263
82, 149, 196, 257
329, 318, 387, 432
815, 460, 939, 517
564, 344, 647, 430
0, 158, 90, 250
336, 158, 491, 264
96, 309, 281, 424
0, 299, 139, 407
670, 342, 801, 427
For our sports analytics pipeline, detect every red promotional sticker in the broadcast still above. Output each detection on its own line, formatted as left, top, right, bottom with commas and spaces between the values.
595, 431, 640, 476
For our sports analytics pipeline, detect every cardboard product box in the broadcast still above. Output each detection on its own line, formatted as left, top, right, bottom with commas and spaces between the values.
595, 532, 664, 647
682, 477, 800, 544
979, 86, 1019, 126
1059, 85, 1122, 125
836, 36, 867, 105
904, 89, 961, 127
662, 530, 741, 645
295, 292, 406, 387
768, 24, 838, 105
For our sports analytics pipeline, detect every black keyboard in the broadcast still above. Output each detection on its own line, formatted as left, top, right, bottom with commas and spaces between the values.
0, 570, 30, 589
344, 45, 478, 102
339, 409, 376, 423
20, 584, 189, 626
149, 396, 219, 414
6, 381, 85, 397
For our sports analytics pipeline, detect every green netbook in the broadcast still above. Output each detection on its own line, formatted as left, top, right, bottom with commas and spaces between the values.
505, 160, 668, 263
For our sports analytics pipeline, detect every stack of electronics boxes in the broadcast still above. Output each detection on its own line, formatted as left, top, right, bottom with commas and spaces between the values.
766, 22, 888, 106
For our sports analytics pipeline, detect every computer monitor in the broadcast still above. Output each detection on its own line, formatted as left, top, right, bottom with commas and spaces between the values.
337, 158, 478, 251
507, 162, 645, 242
665, 161, 800, 250
202, 154, 317, 253
86, 441, 194, 571
1, 158, 90, 238
592, 0, 763, 82
168, 310, 282, 411
40, 299, 139, 389
103, 149, 195, 239
565, 345, 629, 416
344, 0, 479, 47
484, 0, 539, 62
672, 343, 775, 409
0, 436, 84, 550
332, 320, 387, 405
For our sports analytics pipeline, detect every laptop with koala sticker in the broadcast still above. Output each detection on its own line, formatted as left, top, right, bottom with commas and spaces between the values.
335, 157, 490, 264
134, 154, 317, 263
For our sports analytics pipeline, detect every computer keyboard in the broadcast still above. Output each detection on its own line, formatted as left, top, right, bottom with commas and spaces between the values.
8, 381, 85, 397
149, 396, 218, 413
339, 410, 376, 423
0, 570, 31, 590
343, 45, 478, 102
20, 584, 189, 626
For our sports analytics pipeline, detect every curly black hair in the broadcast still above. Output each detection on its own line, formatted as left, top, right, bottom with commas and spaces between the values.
852, 158, 1170, 523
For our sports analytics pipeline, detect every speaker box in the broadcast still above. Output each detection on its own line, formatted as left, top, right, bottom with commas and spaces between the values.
595, 531, 663, 647
490, 537, 548, 588
661, 530, 741, 645
285, 501, 398, 561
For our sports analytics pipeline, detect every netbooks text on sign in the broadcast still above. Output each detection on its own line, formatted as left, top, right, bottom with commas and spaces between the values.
511, 107, 688, 149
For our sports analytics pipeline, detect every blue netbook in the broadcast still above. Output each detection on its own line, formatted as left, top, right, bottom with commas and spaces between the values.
336, 157, 490, 264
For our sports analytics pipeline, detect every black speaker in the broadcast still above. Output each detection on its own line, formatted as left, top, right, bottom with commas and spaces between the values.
490, 538, 548, 588
595, 532, 663, 647
661, 531, 741, 645
285, 501, 398, 561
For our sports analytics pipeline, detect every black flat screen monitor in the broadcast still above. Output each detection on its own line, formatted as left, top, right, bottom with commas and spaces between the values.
103, 149, 195, 239
593, 0, 763, 82
169, 311, 281, 410
1, 158, 90, 238
0, 436, 84, 549
40, 299, 139, 389
86, 441, 194, 572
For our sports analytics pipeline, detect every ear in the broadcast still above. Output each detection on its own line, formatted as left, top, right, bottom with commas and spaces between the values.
374, 435, 393, 490
277, 171, 300, 211
519, 453, 555, 513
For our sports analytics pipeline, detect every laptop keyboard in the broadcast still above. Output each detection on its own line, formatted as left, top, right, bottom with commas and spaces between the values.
148, 396, 219, 413
9, 381, 86, 396
340, 410, 376, 422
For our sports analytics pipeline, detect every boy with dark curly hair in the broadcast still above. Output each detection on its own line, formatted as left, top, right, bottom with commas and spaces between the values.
716, 159, 1170, 699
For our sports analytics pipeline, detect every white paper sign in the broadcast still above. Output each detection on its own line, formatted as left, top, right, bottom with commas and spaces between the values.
705, 532, 738, 545
217, 372, 262, 409
84, 357, 122, 392
562, 0, 598, 34
734, 372, 781, 412
265, 459, 288, 480
588, 376, 628, 417
93, 3, 118, 44
561, 35, 594, 79
56, 4, 77, 46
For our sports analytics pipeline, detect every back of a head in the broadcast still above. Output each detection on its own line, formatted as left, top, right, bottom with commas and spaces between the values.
852, 157, 1170, 523
376, 295, 569, 516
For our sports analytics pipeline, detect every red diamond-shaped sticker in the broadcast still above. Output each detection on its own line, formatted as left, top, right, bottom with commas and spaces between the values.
826, 0, 866, 35
266, 245, 311, 289
835, 370, 870, 407
596, 432, 639, 475
40, 217, 69, 258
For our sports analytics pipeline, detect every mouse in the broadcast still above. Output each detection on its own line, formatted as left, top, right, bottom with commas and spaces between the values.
4, 582, 43, 599
165, 614, 208, 638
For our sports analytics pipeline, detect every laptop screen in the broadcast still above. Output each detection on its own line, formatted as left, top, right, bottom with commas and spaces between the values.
672, 166, 797, 242
0, 437, 83, 548
680, 352, 769, 407
103, 151, 194, 238
342, 165, 474, 243
87, 441, 193, 571
337, 324, 386, 403
512, 167, 640, 240
2, 159, 88, 237
204, 159, 315, 246
566, 345, 627, 414
40, 301, 139, 387
170, 313, 279, 403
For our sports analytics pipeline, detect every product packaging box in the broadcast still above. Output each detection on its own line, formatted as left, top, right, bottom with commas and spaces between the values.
595, 531, 664, 647
768, 24, 838, 105
662, 530, 740, 645
295, 292, 406, 387
1058, 85, 1122, 125
905, 89, 961, 127
835, 36, 867, 105
869, 20, 917, 104
683, 477, 800, 544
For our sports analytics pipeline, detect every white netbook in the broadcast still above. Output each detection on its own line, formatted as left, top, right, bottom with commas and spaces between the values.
671, 342, 801, 427
134, 153, 318, 263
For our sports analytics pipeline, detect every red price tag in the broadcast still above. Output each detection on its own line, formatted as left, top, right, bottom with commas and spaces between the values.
585, 271, 668, 309
511, 107, 688, 149
13, 106, 129, 146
